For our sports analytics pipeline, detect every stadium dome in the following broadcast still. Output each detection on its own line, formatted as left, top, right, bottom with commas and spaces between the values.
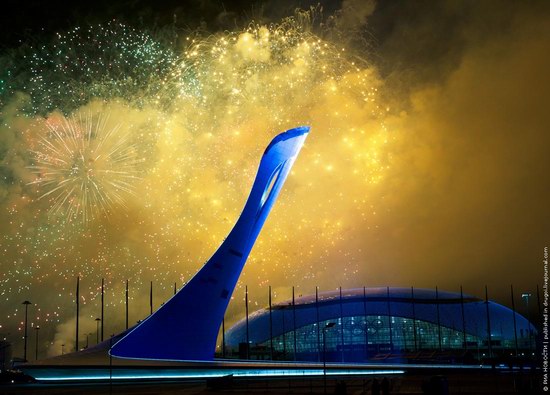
225, 287, 536, 363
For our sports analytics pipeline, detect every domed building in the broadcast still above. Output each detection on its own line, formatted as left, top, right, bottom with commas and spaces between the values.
225, 287, 536, 363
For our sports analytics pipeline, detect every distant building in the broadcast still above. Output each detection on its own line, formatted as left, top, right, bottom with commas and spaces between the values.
226, 287, 536, 363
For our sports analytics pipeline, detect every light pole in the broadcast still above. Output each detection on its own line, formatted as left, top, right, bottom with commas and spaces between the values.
85, 332, 93, 349
323, 322, 336, 395
0, 337, 10, 373
1, 334, 10, 371
22, 300, 32, 362
522, 293, 533, 353
34, 326, 40, 360
95, 318, 101, 344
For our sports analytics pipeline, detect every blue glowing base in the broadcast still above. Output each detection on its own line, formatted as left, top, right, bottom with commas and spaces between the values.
23, 362, 406, 383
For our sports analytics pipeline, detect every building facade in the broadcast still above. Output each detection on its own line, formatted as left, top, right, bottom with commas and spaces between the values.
226, 287, 536, 363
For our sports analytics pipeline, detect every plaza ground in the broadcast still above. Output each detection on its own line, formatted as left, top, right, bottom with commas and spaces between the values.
0, 369, 539, 395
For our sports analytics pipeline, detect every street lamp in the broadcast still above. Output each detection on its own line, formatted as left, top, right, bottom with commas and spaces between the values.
85, 332, 93, 349
521, 293, 533, 351
95, 318, 101, 344
34, 326, 40, 361
0, 334, 10, 371
22, 301, 32, 362
323, 322, 336, 395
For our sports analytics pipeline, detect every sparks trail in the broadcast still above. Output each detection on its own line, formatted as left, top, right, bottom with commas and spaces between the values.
29, 112, 142, 222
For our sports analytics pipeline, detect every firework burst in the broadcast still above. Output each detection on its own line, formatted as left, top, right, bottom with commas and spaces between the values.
0, 21, 187, 115
29, 112, 141, 222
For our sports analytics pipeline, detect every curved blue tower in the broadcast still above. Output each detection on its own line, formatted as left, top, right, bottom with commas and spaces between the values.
110, 126, 310, 361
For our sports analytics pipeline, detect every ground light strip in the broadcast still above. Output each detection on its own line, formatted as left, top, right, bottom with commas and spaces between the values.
33, 369, 406, 382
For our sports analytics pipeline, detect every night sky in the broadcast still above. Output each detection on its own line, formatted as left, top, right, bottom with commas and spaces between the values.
0, 0, 548, 358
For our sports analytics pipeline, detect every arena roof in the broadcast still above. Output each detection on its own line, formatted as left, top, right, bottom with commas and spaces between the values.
226, 287, 535, 347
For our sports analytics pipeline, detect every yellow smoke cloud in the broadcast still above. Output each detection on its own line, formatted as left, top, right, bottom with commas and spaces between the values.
1, 2, 548, 356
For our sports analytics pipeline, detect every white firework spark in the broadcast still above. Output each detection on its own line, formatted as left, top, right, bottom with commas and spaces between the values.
29, 112, 141, 222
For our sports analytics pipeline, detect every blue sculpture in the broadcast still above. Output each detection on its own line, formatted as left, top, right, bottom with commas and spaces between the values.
110, 126, 310, 361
